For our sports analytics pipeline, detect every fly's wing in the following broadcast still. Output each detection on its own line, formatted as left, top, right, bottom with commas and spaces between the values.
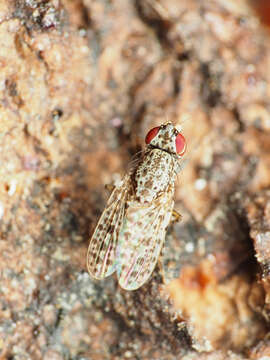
116, 185, 174, 290
87, 176, 131, 279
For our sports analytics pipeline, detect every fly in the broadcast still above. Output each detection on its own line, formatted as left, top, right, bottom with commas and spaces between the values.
87, 122, 186, 290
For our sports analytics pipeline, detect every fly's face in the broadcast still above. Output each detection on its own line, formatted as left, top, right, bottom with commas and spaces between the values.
145, 122, 186, 156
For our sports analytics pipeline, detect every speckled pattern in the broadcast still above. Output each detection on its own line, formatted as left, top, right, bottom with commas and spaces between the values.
134, 149, 175, 203
87, 175, 131, 279
87, 123, 183, 290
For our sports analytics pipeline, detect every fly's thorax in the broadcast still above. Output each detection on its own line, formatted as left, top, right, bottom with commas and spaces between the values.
133, 148, 178, 203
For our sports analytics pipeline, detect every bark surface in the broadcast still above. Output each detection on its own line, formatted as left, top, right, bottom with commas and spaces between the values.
1, 0, 270, 359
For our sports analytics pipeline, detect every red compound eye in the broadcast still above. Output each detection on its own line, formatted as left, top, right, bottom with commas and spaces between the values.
145, 126, 160, 144
175, 133, 186, 155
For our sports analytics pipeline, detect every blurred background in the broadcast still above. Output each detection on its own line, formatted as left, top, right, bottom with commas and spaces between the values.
1, 0, 270, 359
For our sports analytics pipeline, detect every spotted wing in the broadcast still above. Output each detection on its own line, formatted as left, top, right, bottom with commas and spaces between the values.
87, 176, 131, 279
116, 185, 174, 290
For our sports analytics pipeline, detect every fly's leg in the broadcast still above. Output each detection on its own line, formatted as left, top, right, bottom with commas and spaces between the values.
171, 209, 182, 224
156, 240, 168, 284
157, 258, 165, 279
105, 184, 115, 194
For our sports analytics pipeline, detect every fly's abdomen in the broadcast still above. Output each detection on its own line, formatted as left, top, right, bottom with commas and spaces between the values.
134, 149, 175, 203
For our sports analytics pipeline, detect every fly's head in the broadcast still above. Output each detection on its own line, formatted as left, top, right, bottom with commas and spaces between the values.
145, 122, 186, 157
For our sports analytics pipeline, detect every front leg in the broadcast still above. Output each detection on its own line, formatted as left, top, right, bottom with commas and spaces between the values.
171, 209, 182, 224
105, 183, 115, 194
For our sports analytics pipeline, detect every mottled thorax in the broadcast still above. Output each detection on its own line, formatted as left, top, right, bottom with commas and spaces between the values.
133, 148, 177, 203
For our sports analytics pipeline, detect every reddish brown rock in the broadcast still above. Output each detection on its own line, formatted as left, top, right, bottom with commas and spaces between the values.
1, 0, 270, 359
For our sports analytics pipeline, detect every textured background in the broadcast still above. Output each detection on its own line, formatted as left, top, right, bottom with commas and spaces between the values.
1, 0, 270, 359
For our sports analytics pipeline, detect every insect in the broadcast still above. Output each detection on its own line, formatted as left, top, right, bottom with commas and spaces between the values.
87, 122, 186, 290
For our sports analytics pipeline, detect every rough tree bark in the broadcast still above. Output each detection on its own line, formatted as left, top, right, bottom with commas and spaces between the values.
0, 0, 270, 359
